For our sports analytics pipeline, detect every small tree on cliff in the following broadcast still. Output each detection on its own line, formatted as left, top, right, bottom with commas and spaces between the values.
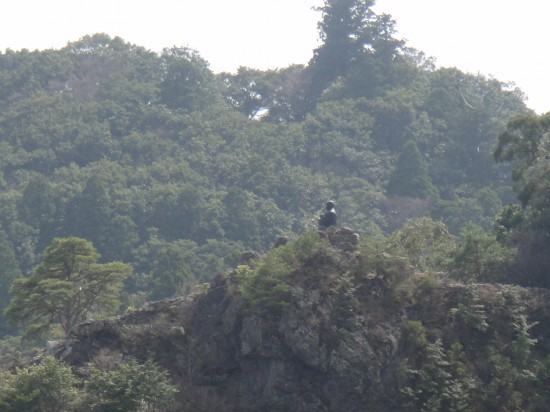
5, 237, 131, 338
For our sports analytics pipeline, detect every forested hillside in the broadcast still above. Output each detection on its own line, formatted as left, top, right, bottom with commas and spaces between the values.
0, 0, 549, 342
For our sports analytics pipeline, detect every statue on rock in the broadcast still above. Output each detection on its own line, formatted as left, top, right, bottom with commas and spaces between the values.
318, 201, 337, 230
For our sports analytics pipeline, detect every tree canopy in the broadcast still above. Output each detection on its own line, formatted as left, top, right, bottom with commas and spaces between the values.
0, 1, 541, 336
387, 140, 437, 199
5, 237, 131, 337
1, 4, 549, 409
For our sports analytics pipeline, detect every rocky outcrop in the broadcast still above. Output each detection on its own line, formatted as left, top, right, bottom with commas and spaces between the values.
55, 229, 550, 411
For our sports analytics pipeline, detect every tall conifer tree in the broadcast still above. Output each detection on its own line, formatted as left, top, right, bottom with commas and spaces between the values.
387, 140, 437, 199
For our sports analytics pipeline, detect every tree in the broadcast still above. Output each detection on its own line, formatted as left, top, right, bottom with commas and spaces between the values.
219, 65, 310, 122
0, 229, 21, 337
448, 224, 516, 283
425, 69, 527, 188
64, 175, 113, 252
147, 241, 194, 301
493, 113, 550, 287
306, 0, 404, 112
387, 140, 437, 198
5, 237, 131, 338
160, 47, 219, 112
18, 174, 59, 252
495, 112, 550, 217
220, 66, 268, 118
386, 217, 455, 273
494, 203, 524, 242
309, 0, 377, 100
495, 113, 550, 183
84, 359, 177, 412
0, 357, 77, 412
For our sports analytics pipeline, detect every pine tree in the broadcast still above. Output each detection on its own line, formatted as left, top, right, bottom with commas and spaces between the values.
387, 140, 438, 199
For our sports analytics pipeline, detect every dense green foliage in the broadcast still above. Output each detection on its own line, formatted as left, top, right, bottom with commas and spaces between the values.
0, 0, 547, 342
2, 3, 550, 410
0, 357, 77, 412
448, 224, 516, 283
84, 359, 177, 411
385, 217, 455, 273
0, 356, 176, 412
5, 237, 131, 338
237, 232, 335, 315
387, 140, 437, 199
494, 112, 550, 287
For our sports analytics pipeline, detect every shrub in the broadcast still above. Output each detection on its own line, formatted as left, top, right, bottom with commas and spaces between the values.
236, 232, 332, 315
450, 285, 489, 333
0, 357, 77, 412
83, 359, 177, 412
356, 237, 413, 284
398, 325, 474, 411
448, 224, 516, 282
385, 217, 455, 273
0, 335, 24, 362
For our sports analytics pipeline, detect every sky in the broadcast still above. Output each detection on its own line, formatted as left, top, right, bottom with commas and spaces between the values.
1, 0, 548, 114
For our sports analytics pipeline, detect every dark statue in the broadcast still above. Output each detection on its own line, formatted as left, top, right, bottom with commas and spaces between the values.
318, 201, 337, 230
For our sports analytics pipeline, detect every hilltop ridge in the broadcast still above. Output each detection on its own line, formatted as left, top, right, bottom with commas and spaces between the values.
51, 229, 550, 411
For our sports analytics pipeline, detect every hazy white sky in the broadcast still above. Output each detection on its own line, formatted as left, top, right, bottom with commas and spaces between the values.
1, 0, 548, 114
375, 0, 550, 115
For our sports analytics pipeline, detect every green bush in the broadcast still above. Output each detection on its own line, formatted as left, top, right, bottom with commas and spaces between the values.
236, 232, 331, 316
0, 357, 77, 412
385, 217, 455, 273
356, 237, 413, 284
398, 324, 474, 411
450, 286, 489, 333
448, 224, 516, 283
83, 359, 177, 412
403, 320, 429, 351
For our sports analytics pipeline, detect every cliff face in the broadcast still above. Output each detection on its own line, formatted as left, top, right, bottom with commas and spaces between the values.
58, 229, 550, 411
